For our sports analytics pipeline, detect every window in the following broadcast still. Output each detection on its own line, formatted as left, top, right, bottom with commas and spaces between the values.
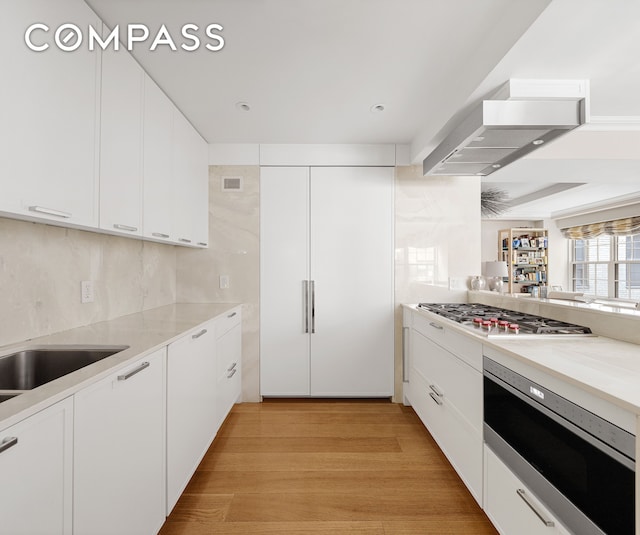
571, 234, 640, 299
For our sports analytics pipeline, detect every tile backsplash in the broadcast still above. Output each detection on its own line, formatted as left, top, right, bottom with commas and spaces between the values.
0, 218, 176, 347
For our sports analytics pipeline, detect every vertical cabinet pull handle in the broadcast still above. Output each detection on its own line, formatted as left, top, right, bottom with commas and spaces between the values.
227, 368, 238, 379
429, 384, 443, 397
310, 280, 316, 334
402, 327, 409, 382
429, 392, 443, 406
516, 489, 555, 527
117, 361, 150, 381
192, 329, 208, 339
303, 280, 309, 333
0, 437, 18, 454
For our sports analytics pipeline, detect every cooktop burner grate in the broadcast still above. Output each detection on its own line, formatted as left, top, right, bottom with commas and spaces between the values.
416, 303, 592, 336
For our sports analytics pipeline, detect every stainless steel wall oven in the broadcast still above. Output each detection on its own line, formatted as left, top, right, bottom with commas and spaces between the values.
483, 356, 635, 534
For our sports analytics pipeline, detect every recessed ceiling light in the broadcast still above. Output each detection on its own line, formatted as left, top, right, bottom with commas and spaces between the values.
532, 139, 544, 145
370, 104, 385, 113
235, 102, 251, 112
492, 164, 501, 169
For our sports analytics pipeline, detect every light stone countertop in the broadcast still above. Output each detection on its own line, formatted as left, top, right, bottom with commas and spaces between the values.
407, 304, 640, 415
0, 303, 241, 430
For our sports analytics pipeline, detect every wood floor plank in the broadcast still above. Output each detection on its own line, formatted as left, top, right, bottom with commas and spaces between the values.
211, 436, 403, 453
160, 520, 386, 535
184, 469, 466, 495
382, 520, 500, 534
160, 400, 497, 535
223, 411, 420, 426
165, 493, 233, 523
217, 422, 431, 439
224, 491, 483, 522
198, 450, 450, 472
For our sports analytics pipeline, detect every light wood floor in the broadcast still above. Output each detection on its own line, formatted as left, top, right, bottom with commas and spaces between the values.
159, 399, 498, 535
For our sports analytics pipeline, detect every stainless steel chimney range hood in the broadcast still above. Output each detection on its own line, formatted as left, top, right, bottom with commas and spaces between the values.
423, 80, 587, 176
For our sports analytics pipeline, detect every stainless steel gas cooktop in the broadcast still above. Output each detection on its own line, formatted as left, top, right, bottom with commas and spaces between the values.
417, 303, 593, 337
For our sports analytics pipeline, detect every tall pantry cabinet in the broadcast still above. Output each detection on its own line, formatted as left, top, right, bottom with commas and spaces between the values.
260, 166, 394, 397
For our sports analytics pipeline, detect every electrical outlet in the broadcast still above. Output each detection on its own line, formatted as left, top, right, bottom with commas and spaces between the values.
81, 280, 94, 303
219, 275, 230, 289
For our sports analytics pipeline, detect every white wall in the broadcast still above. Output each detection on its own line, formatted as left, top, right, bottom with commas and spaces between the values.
177, 165, 260, 402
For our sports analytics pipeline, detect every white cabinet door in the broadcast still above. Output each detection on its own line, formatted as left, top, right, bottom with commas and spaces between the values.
216, 309, 242, 428
0, 398, 73, 535
260, 167, 311, 395
260, 166, 394, 397
143, 75, 175, 243
191, 129, 210, 248
309, 167, 394, 396
485, 446, 569, 535
172, 111, 208, 246
0, 0, 99, 228
167, 320, 218, 512
99, 36, 144, 237
74, 350, 166, 535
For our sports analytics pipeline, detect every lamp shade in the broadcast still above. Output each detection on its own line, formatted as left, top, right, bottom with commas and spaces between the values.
484, 261, 508, 278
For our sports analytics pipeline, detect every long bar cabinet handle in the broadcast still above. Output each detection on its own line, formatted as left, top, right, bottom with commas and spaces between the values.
402, 327, 409, 382
113, 224, 138, 232
192, 329, 208, 339
516, 489, 555, 527
429, 322, 443, 330
0, 437, 18, 454
303, 280, 309, 333
118, 361, 150, 381
429, 392, 443, 406
28, 206, 71, 219
310, 280, 316, 334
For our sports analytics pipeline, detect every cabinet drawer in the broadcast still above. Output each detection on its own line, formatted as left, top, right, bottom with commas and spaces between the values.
412, 312, 482, 371
412, 365, 483, 504
410, 330, 482, 434
485, 446, 570, 535
216, 307, 241, 339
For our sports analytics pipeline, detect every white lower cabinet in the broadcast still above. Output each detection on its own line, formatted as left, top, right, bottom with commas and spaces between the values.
484, 447, 570, 535
166, 319, 218, 513
407, 312, 483, 505
74, 349, 166, 535
216, 308, 242, 429
0, 397, 73, 535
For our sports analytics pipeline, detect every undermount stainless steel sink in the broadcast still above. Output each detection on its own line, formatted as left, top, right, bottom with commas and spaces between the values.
0, 345, 129, 392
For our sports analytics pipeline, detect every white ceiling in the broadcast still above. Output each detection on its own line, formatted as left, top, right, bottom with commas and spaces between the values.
85, 0, 640, 220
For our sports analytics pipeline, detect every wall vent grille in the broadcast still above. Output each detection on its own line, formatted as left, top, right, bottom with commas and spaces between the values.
222, 176, 243, 191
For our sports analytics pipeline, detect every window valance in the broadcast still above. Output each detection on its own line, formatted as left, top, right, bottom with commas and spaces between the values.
560, 215, 640, 239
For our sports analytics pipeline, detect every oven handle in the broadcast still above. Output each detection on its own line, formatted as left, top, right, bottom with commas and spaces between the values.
516, 489, 555, 527
484, 371, 636, 472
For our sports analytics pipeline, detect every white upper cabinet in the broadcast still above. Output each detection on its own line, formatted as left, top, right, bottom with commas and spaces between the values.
99, 32, 144, 237
0, 0, 100, 228
143, 75, 176, 243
